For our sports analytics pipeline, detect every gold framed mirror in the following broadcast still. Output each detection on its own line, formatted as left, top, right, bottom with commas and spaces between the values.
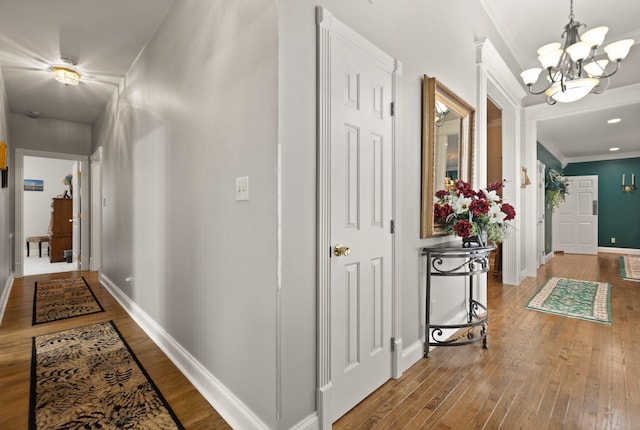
420, 75, 475, 238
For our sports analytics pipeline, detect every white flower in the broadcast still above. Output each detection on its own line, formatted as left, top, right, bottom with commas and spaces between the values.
454, 196, 472, 214
483, 190, 501, 203
488, 204, 507, 224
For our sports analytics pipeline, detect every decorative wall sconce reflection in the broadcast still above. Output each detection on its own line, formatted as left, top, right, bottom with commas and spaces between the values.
434, 101, 449, 127
622, 173, 636, 193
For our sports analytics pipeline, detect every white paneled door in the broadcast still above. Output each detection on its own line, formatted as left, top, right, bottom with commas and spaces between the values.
553, 175, 598, 255
329, 32, 393, 421
72, 161, 81, 269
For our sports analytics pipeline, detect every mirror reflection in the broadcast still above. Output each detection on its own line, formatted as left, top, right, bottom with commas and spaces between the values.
421, 75, 475, 238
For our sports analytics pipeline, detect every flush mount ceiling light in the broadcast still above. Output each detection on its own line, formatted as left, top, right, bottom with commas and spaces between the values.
607, 118, 621, 124
53, 66, 81, 85
609, 147, 620, 151
520, 0, 634, 104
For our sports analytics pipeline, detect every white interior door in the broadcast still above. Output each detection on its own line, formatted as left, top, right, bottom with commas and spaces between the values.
537, 161, 545, 266
553, 175, 598, 255
329, 32, 394, 422
71, 161, 81, 268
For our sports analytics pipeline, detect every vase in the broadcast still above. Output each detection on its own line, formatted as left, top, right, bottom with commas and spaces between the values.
462, 230, 487, 248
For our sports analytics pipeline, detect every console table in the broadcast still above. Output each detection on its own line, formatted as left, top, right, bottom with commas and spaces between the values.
422, 243, 493, 358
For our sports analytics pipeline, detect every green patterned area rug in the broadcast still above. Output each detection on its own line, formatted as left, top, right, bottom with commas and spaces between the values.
30, 320, 184, 430
32, 276, 104, 324
620, 255, 640, 282
526, 277, 612, 324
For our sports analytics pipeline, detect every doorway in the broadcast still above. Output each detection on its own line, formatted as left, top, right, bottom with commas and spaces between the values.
14, 149, 89, 278
486, 98, 502, 276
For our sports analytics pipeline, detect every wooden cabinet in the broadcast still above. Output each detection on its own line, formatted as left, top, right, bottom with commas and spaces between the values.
49, 198, 72, 263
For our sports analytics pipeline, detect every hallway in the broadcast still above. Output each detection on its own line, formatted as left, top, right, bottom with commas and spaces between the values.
1, 252, 639, 429
0, 271, 231, 429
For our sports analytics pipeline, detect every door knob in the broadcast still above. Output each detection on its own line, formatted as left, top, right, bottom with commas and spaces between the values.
334, 244, 351, 257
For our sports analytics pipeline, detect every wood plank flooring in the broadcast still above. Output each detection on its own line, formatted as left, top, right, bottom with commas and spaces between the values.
335, 252, 640, 429
0, 271, 232, 430
1, 253, 639, 429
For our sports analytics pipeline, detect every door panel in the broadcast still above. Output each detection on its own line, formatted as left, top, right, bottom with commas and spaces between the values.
554, 175, 598, 254
330, 37, 393, 421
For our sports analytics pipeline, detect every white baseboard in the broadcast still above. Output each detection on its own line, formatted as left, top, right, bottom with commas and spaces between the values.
401, 338, 425, 373
289, 413, 319, 430
599, 247, 640, 255
99, 274, 271, 430
545, 252, 554, 263
0, 274, 15, 325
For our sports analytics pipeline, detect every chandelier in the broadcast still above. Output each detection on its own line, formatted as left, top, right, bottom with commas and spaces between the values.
520, 0, 634, 104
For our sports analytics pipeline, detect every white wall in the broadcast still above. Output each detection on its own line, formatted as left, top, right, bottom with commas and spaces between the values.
8, 113, 91, 155
90, 1, 524, 428
23, 156, 73, 242
93, 0, 279, 428
279, 3, 521, 426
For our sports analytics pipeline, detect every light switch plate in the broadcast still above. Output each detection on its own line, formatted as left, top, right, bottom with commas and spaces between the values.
236, 176, 249, 201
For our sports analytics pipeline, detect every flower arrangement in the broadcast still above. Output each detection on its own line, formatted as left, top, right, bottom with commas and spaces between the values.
433, 179, 516, 246
545, 169, 569, 210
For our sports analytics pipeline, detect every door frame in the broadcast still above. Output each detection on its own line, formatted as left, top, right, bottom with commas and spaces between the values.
537, 160, 546, 266
14, 149, 89, 278
90, 147, 103, 272
316, 7, 402, 429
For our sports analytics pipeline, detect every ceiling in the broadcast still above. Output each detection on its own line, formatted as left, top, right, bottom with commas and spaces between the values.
0, 0, 638, 161
481, 0, 640, 161
0, 0, 174, 125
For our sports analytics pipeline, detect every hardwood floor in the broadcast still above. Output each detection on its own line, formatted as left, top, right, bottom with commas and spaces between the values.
0, 271, 232, 430
335, 252, 640, 429
2, 253, 638, 429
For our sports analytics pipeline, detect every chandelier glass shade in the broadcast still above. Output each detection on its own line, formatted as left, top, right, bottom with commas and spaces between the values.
520, 0, 634, 104
52, 66, 81, 86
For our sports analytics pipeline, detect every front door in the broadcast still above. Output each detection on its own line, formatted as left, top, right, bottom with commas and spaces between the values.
329, 31, 393, 421
554, 175, 598, 255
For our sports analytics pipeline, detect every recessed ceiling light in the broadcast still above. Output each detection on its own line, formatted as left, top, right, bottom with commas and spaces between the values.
609, 147, 620, 151
607, 118, 621, 124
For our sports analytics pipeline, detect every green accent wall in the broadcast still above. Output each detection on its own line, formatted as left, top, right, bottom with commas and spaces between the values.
537, 143, 562, 255
564, 157, 640, 249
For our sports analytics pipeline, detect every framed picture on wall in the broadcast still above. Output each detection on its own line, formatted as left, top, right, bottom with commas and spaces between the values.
24, 178, 44, 192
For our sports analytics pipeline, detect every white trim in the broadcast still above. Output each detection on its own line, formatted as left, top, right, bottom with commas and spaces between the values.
599, 247, 640, 256
90, 147, 103, 273
526, 83, 640, 122
316, 7, 400, 428
288, 413, 319, 430
566, 151, 640, 164
99, 273, 271, 430
545, 252, 554, 263
476, 38, 525, 286
14, 148, 89, 278
536, 135, 568, 167
0, 274, 14, 325
401, 339, 425, 373
391, 58, 403, 380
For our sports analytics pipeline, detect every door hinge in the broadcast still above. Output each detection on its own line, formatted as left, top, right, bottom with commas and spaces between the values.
391, 337, 396, 351
390, 220, 396, 234
390, 102, 395, 117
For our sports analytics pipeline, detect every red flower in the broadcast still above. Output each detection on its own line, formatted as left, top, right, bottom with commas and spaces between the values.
501, 203, 516, 221
455, 180, 475, 198
453, 220, 473, 238
487, 180, 504, 192
435, 189, 449, 198
434, 203, 453, 221
470, 199, 490, 216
